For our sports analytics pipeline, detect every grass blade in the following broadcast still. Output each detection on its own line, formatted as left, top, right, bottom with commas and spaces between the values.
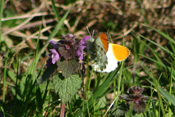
51, 0, 65, 33
134, 32, 174, 56
158, 85, 175, 106
75, 67, 120, 116
144, 25, 175, 45
35, 8, 70, 69
0, 0, 4, 42
151, 73, 166, 116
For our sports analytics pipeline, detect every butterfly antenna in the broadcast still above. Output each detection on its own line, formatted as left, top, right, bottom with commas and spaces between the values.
92, 30, 95, 38
86, 26, 92, 37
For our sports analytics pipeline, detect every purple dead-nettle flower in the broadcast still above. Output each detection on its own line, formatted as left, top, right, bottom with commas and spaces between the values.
46, 41, 59, 67
128, 85, 144, 96
79, 36, 91, 45
62, 34, 76, 45
49, 40, 58, 49
76, 36, 91, 61
63, 33, 75, 39
46, 34, 90, 66
119, 86, 149, 114
50, 49, 60, 64
41, 34, 90, 85
46, 49, 60, 67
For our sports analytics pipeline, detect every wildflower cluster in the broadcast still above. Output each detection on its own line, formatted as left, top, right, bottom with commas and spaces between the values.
46, 34, 90, 67
119, 86, 149, 114
40, 34, 90, 103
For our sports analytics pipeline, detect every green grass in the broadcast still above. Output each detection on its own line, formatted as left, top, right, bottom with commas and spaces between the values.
1, 0, 175, 116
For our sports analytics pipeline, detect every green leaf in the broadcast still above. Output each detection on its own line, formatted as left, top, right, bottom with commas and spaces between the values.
38, 64, 57, 84
7, 70, 16, 82
95, 96, 106, 111
36, 87, 43, 111
53, 74, 82, 103
57, 59, 80, 78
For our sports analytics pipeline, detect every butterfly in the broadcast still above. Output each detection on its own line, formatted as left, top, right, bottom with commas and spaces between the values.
87, 33, 130, 72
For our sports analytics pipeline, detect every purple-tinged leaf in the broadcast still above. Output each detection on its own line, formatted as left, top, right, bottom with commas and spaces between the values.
38, 63, 57, 84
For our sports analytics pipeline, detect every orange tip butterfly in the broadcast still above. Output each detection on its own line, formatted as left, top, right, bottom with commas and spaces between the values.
87, 33, 130, 73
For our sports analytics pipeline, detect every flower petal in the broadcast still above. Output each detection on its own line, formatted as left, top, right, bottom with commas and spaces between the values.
76, 45, 86, 60
49, 40, 58, 49
76, 36, 91, 60
50, 49, 60, 64
80, 36, 91, 45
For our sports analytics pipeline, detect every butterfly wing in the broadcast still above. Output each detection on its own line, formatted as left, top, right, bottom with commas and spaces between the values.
102, 43, 130, 72
87, 37, 96, 58
96, 33, 108, 52
87, 33, 130, 72
109, 44, 130, 61
89, 33, 108, 71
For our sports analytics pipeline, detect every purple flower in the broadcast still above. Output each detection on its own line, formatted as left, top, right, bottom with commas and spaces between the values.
119, 86, 149, 114
46, 34, 90, 67
46, 49, 60, 67
76, 36, 91, 60
64, 34, 75, 38
76, 46, 86, 60
42, 34, 90, 84
49, 40, 58, 49
79, 36, 91, 46
62, 34, 76, 45
50, 49, 60, 64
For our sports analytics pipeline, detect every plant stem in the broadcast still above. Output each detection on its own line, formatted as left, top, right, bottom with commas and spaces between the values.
60, 103, 66, 117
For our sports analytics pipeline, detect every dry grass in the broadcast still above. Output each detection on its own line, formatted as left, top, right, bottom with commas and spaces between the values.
1, 0, 174, 73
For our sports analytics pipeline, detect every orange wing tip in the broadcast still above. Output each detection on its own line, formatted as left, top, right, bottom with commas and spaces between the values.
109, 43, 130, 61
99, 33, 109, 52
